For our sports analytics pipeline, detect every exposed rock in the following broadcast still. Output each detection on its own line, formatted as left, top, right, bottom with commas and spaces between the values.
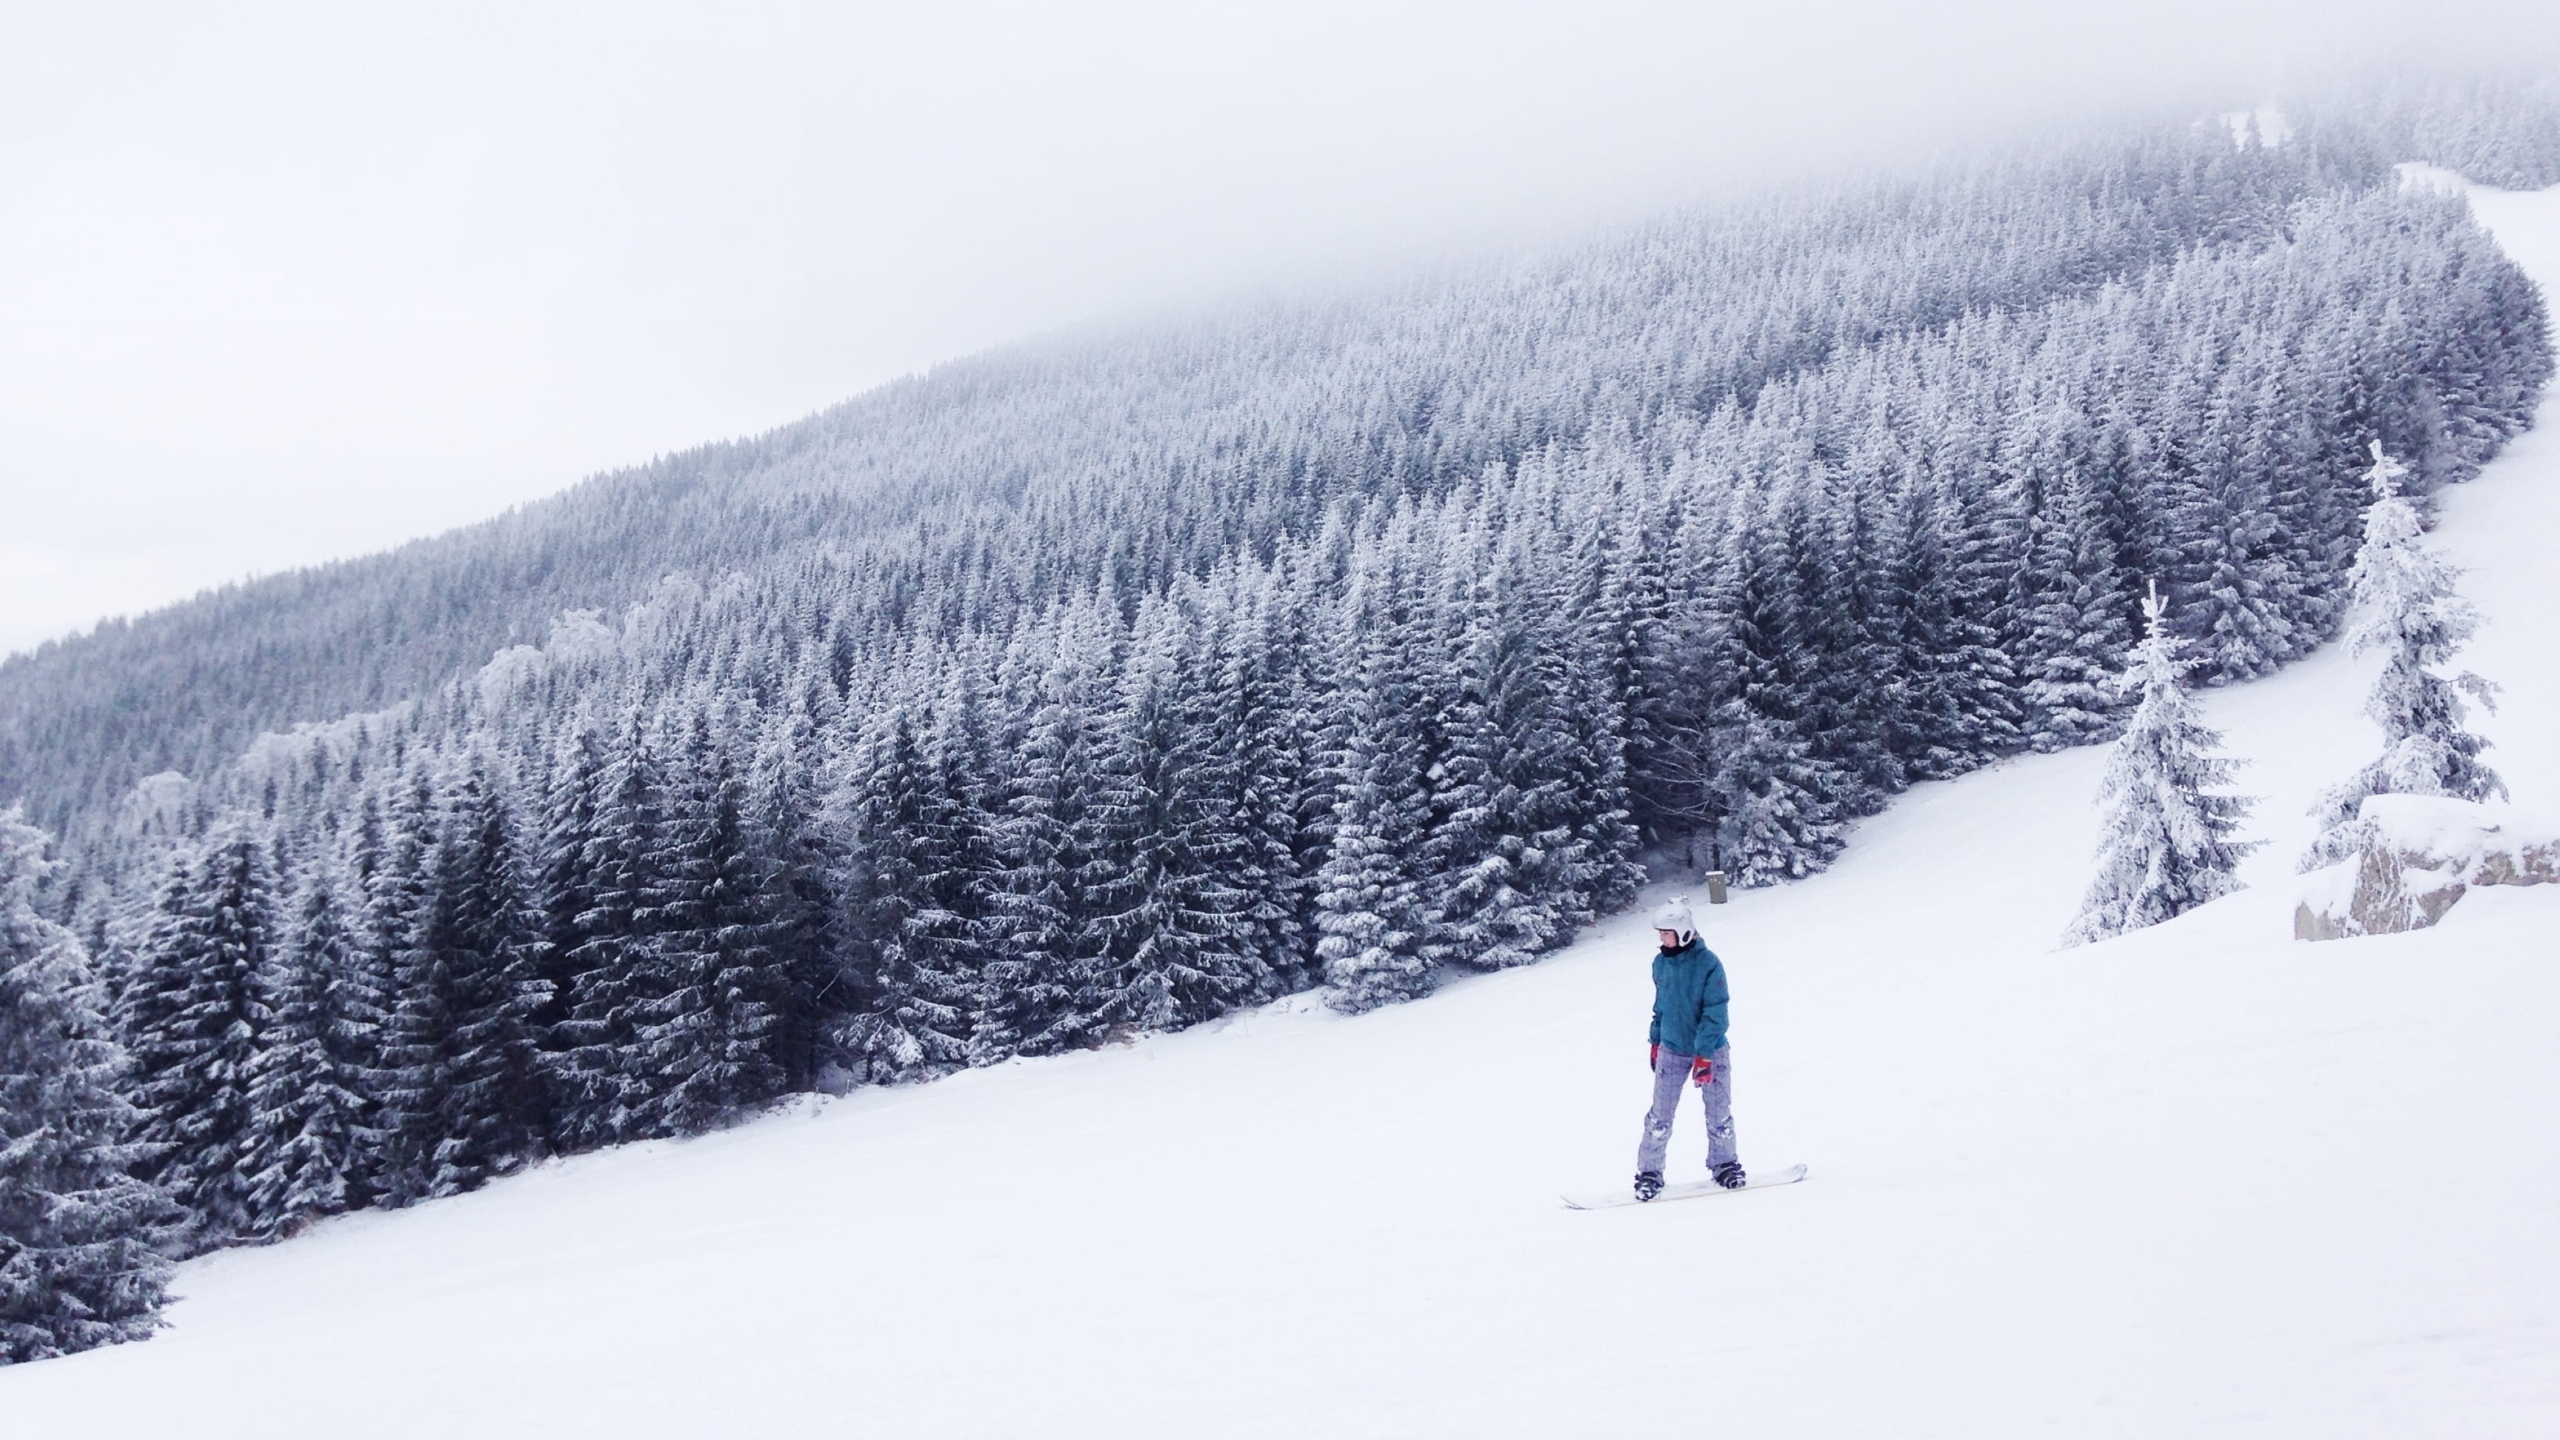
2294, 795, 2559, 941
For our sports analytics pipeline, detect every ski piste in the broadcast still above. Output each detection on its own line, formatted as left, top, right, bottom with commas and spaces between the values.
1562, 1163, 1809, 1210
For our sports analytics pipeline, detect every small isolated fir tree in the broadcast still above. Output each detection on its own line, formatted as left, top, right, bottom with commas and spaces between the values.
0, 808, 178, 1364
2063, 582, 2260, 946
2303, 443, 2505, 869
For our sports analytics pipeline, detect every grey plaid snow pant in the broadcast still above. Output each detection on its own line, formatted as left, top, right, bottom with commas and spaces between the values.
1636, 1045, 1735, 1174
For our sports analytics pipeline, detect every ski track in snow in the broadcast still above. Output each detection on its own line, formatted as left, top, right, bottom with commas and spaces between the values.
8, 184, 2560, 1439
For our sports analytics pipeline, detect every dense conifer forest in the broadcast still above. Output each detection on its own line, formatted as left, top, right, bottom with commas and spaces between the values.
3, 78, 2558, 1292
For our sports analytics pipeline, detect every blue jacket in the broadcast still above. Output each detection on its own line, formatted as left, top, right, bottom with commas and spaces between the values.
1648, 937, 1729, 1057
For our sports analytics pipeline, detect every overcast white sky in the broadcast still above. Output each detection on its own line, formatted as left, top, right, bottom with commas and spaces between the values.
3, 1, 2553, 657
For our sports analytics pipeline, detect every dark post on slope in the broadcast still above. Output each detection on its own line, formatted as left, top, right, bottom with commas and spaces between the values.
1705, 871, 1728, 905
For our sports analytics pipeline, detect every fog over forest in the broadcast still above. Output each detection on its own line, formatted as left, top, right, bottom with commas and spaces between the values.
6, 1, 2558, 654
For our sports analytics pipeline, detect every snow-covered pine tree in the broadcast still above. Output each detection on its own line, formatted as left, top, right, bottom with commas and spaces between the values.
641, 719, 784, 1132
1883, 470, 1979, 782
1197, 563, 1316, 1001
2303, 442, 2505, 868
238, 866, 371, 1238
530, 721, 605, 1142
2012, 422, 2136, 750
345, 779, 425, 1193
1631, 478, 1736, 868
1316, 553, 1437, 1014
2177, 368, 2304, 684
976, 611, 1103, 1061
425, 759, 547, 1187
1544, 587, 1647, 922
1787, 455, 1902, 814
558, 705, 670, 1146
617, 713, 726, 1135
748, 674, 847, 1090
370, 799, 461, 1204
1929, 458, 2029, 758
1886, 421, 2026, 769
1079, 593, 1254, 1032
0, 807, 178, 1364
834, 698, 970, 1082
1278, 533, 1357, 986
1592, 483, 1683, 847
109, 857, 195, 1149
912, 659, 1002, 1040
123, 825, 277, 1249
1707, 499, 1847, 884
2063, 582, 2260, 945
1417, 542, 1572, 972
694, 735, 789, 1118
372, 758, 550, 1202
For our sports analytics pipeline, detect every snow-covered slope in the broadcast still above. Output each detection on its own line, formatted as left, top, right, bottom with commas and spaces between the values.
8, 185, 2560, 1439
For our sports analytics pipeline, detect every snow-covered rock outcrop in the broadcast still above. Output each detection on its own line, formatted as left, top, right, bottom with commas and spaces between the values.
2294, 795, 2559, 940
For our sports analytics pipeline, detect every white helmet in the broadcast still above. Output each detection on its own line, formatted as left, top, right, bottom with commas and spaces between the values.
1651, 896, 1697, 946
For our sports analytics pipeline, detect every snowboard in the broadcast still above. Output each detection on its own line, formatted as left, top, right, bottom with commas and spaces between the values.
1561, 1163, 1808, 1210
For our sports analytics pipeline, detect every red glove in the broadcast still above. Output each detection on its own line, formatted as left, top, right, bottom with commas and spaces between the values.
1648, 1043, 1660, 1072
1690, 1055, 1716, 1087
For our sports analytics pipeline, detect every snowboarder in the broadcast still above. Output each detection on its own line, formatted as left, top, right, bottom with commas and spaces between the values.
1635, 896, 1740, 1201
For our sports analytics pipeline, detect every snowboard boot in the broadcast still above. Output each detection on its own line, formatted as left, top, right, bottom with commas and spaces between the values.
1711, 1160, 1746, 1190
1633, 1170, 1665, 1202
